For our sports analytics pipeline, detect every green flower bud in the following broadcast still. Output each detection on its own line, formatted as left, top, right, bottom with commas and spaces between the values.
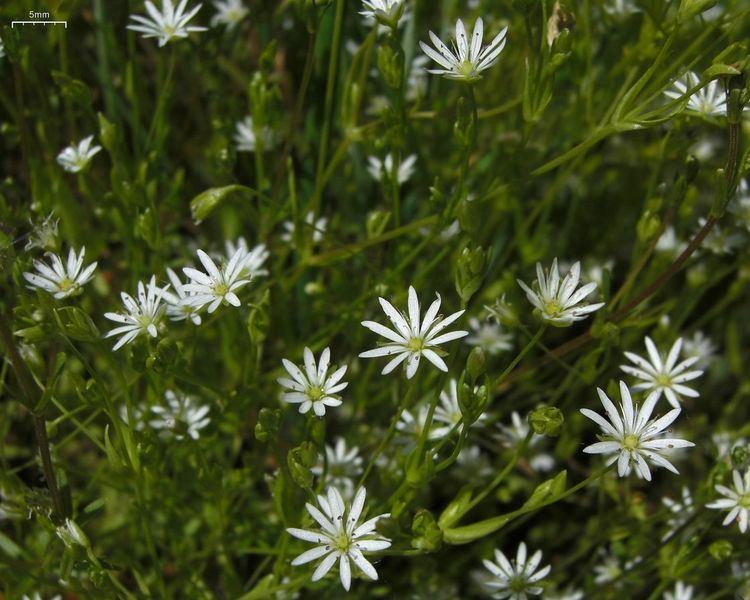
730, 444, 749, 469
411, 509, 443, 551
636, 209, 661, 244
458, 194, 486, 235
590, 321, 619, 344
466, 347, 487, 384
528, 406, 564, 437
684, 154, 700, 184
405, 447, 435, 488
254, 408, 281, 443
709, 539, 733, 561
455, 246, 488, 303
377, 38, 404, 89
287, 442, 317, 489
56, 518, 90, 549
438, 488, 473, 530
457, 380, 489, 426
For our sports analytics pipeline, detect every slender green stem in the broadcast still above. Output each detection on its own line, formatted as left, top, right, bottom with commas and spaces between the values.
492, 325, 546, 389
11, 61, 31, 192
271, 28, 318, 201
463, 431, 533, 514
443, 466, 613, 545
358, 381, 417, 486
0, 315, 65, 523
311, 0, 345, 220
145, 47, 177, 152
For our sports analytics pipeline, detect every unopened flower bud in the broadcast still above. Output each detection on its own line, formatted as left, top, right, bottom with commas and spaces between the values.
287, 442, 317, 489
455, 246, 488, 303
457, 380, 489, 426
466, 347, 487, 384
528, 406, 564, 437
377, 38, 404, 89
56, 518, 90, 549
411, 509, 443, 551
709, 539, 733, 561
405, 447, 435, 487
254, 408, 281, 443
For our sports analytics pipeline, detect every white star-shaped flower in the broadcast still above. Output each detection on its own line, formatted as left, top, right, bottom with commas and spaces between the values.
281, 211, 327, 247
127, 0, 207, 47
367, 154, 417, 185
360, 0, 407, 28
56, 136, 102, 173
420, 18, 508, 81
661, 485, 694, 540
477, 542, 551, 599
359, 286, 468, 379
517, 259, 604, 326
495, 411, 556, 473
286, 486, 391, 592
181, 248, 251, 313
664, 581, 695, 600
104, 276, 168, 351
210, 0, 248, 29
580, 381, 695, 482
233, 116, 275, 152
162, 267, 203, 325
465, 316, 513, 354
23, 247, 97, 299
620, 336, 703, 409
706, 468, 750, 533
431, 378, 487, 438
222, 237, 269, 279
311, 437, 363, 498
278, 347, 348, 417
396, 403, 438, 440
681, 330, 716, 368
603, 0, 641, 15
149, 390, 210, 440
662, 71, 747, 118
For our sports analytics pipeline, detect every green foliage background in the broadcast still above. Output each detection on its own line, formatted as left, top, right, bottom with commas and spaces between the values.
0, 0, 749, 597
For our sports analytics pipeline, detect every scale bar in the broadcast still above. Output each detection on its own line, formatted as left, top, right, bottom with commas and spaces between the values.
11, 21, 68, 28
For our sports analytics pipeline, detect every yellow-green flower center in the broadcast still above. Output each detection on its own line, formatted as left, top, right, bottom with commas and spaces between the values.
332, 531, 351, 553
213, 282, 229, 297
623, 434, 640, 450
655, 374, 672, 387
57, 278, 76, 292
457, 60, 478, 79
407, 337, 425, 352
308, 386, 324, 401
740, 493, 750, 509
543, 299, 562, 316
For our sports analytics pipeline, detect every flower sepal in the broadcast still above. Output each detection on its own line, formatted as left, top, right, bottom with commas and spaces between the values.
411, 509, 443, 551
